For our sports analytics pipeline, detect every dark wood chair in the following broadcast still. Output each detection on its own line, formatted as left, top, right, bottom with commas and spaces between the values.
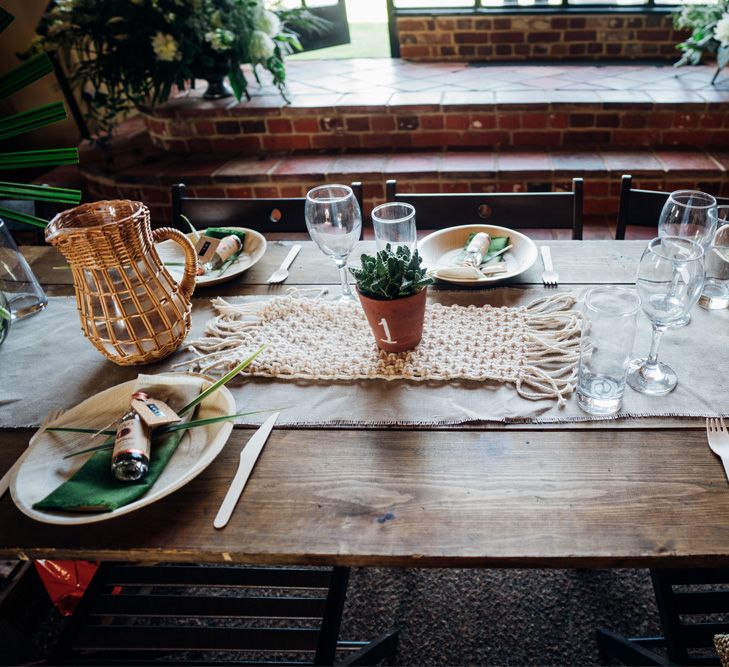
615, 175, 729, 240
597, 568, 729, 666
49, 563, 399, 666
385, 178, 584, 240
171, 182, 365, 238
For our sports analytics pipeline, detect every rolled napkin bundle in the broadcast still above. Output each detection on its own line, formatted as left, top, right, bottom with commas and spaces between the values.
33, 374, 203, 513
463, 232, 492, 267
431, 263, 508, 281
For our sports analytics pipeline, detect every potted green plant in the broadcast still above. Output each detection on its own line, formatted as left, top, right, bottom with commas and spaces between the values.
350, 244, 432, 354
28, 0, 327, 140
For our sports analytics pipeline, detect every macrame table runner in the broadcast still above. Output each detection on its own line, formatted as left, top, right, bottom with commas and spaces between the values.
1, 292, 727, 429
174, 292, 581, 405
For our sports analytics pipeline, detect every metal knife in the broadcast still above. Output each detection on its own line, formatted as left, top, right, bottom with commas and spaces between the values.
213, 412, 279, 529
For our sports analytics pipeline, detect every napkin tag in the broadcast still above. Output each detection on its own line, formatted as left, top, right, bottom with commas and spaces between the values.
194, 235, 221, 265
131, 397, 181, 428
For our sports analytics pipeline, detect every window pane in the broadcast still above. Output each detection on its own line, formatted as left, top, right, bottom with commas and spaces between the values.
394, 0, 476, 8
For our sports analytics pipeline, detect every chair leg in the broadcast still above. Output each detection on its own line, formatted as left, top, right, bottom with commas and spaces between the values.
596, 628, 670, 666
315, 567, 351, 666
340, 629, 400, 666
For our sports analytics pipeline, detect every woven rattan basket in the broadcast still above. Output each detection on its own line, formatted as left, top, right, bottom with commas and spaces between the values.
45, 200, 197, 365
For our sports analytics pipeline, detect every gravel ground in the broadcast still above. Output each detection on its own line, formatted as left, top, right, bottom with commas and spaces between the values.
340, 568, 660, 665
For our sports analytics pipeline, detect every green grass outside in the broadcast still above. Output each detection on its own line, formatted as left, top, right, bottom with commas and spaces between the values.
289, 22, 391, 60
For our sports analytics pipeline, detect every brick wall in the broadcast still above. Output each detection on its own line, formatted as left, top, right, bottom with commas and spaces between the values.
143, 103, 729, 154
397, 13, 688, 61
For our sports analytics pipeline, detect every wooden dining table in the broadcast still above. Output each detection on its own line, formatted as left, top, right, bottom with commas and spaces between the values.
1, 239, 728, 569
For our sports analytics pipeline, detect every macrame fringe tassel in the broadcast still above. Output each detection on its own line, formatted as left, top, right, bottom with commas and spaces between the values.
171, 297, 267, 374
518, 293, 583, 406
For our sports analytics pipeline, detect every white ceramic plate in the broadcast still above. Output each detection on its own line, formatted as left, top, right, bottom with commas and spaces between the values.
419, 224, 538, 285
10, 374, 235, 525
157, 227, 267, 288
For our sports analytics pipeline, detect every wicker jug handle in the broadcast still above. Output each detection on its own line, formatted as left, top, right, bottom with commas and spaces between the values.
152, 227, 197, 299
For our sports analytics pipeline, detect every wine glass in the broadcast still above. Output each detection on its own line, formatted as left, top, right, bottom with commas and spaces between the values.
305, 184, 362, 302
627, 236, 705, 396
700, 206, 729, 310
657, 190, 717, 326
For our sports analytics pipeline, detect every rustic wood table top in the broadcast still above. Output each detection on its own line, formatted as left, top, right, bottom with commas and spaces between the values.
2, 239, 726, 569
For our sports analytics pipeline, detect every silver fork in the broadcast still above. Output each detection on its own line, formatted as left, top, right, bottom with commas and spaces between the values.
707, 417, 729, 483
540, 245, 559, 287
267, 244, 301, 285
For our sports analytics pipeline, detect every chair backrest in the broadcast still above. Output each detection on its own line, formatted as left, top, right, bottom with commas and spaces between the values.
171, 182, 364, 238
50, 563, 352, 666
615, 175, 729, 240
651, 568, 729, 665
385, 178, 584, 240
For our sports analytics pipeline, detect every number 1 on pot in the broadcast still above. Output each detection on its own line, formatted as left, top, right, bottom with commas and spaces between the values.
378, 318, 397, 345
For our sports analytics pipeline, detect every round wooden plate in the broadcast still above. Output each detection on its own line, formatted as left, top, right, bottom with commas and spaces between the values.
10, 374, 235, 525
418, 224, 538, 285
156, 226, 267, 287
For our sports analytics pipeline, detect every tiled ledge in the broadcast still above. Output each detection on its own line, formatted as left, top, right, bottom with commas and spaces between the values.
81, 147, 729, 223
143, 62, 729, 152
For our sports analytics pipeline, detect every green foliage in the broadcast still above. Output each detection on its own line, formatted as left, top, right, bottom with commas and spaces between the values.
350, 244, 432, 301
674, 0, 729, 74
28, 0, 329, 140
0, 9, 81, 229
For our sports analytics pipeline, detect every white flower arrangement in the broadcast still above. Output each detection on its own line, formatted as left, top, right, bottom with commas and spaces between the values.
33, 0, 328, 138
675, 0, 729, 82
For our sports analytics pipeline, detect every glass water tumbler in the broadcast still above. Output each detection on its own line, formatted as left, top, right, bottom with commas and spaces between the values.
577, 287, 641, 416
372, 202, 417, 253
0, 217, 47, 319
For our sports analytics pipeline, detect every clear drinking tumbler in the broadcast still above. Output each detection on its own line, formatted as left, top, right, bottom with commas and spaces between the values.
371, 202, 417, 252
0, 217, 47, 319
577, 286, 641, 416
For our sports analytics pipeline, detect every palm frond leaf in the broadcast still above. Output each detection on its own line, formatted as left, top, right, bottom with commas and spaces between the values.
0, 54, 54, 102
0, 102, 67, 141
0, 148, 79, 170
0, 182, 81, 205
0, 206, 48, 229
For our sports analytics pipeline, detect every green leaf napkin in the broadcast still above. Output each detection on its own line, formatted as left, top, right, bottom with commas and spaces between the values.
33, 375, 202, 513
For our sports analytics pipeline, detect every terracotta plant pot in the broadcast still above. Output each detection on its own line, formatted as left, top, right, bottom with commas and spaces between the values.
357, 287, 428, 353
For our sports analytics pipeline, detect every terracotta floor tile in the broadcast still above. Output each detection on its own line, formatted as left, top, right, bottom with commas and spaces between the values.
441, 153, 496, 174
647, 90, 706, 104
601, 151, 663, 173
596, 90, 654, 105
388, 92, 443, 108
385, 153, 442, 174
442, 92, 496, 108
270, 155, 336, 177
550, 152, 606, 172
708, 150, 729, 171
335, 92, 395, 109
654, 150, 717, 171
329, 154, 389, 175
494, 91, 551, 106
214, 157, 281, 181
497, 151, 551, 172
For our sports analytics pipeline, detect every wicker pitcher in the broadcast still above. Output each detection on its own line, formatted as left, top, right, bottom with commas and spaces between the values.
46, 200, 197, 365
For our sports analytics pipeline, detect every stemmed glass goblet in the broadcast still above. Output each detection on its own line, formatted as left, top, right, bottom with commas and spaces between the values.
657, 190, 717, 326
627, 236, 705, 396
305, 184, 362, 302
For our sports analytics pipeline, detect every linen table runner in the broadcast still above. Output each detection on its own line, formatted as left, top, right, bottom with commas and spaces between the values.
174, 292, 582, 406
1, 293, 728, 428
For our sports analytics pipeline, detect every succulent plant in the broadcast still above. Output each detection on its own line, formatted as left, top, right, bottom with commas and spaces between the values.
350, 244, 432, 300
